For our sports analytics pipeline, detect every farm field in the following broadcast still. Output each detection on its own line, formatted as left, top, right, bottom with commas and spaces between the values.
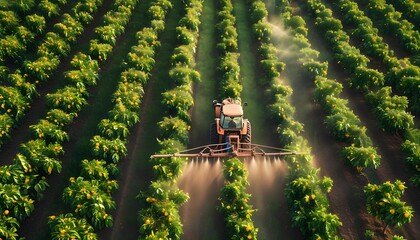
0, 0, 419, 239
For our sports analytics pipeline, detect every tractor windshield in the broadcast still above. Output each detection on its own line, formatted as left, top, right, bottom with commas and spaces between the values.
221, 114, 242, 129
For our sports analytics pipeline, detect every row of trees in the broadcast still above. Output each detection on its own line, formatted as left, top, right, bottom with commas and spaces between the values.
387, 0, 420, 30
0, 0, 139, 238
215, 0, 242, 99
47, 0, 144, 238
304, 0, 420, 187
0, 0, 68, 60
280, 1, 381, 172
330, 0, 420, 115
326, 0, 420, 186
300, 0, 415, 237
138, 0, 197, 239
0, 0, 104, 150
249, 0, 342, 239
354, 0, 419, 60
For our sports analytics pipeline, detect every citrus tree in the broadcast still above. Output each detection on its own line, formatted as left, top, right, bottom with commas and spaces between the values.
48, 213, 97, 240
62, 177, 117, 229
364, 180, 414, 234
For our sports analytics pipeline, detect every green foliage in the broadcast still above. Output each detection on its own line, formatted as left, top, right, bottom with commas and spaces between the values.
364, 181, 414, 232
24, 56, 60, 82
350, 66, 384, 92
46, 86, 88, 113
121, 68, 149, 85
89, 40, 113, 61
48, 213, 97, 240
0, 85, 28, 120
62, 177, 117, 229
162, 85, 193, 122
38, 0, 60, 18
250, 1, 267, 23
169, 65, 200, 85
30, 119, 69, 143
158, 117, 189, 144
80, 159, 110, 180
45, 109, 77, 127
91, 135, 127, 163
97, 119, 129, 140
342, 146, 381, 172
113, 82, 143, 112
401, 138, 420, 186
314, 76, 342, 103
26, 14, 46, 34
20, 139, 63, 175
219, 158, 258, 240
285, 168, 341, 239
252, 21, 271, 42
138, 181, 188, 240
0, 114, 13, 146
366, 87, 414, 133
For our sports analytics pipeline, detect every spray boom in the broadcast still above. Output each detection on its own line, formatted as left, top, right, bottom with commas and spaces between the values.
151, 143, 305, 159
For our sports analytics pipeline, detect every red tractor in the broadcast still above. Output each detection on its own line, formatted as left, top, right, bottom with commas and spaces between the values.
211, 98, 251, 154
151, 97, 303, 159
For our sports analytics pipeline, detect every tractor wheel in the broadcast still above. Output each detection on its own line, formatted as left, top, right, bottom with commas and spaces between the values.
242, 122, 251, 148
210, 123, 219, 144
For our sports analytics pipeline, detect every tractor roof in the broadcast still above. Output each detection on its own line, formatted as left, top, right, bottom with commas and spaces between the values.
222, 103, 243, 116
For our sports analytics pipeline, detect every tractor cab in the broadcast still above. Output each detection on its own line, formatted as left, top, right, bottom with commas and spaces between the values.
220, 103, 243, 130
212, 98, 250, 152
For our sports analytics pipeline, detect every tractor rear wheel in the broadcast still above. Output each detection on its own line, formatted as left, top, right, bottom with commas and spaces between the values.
242, 122, 251, 148
210, 123, 219, 144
